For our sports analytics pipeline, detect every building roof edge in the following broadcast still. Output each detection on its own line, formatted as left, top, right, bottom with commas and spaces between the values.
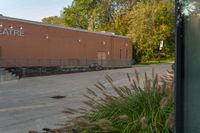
0, 15, 130, 39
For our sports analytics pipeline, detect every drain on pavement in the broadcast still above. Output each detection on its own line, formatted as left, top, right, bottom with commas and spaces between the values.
51, 95, 66, 99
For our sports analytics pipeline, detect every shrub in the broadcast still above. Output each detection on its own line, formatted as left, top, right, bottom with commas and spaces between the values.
62, 69, 174, 133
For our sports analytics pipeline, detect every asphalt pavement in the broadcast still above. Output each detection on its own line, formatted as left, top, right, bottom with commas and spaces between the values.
0, 63, 172, 133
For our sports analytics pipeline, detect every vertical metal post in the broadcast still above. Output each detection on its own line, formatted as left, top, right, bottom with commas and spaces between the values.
175, 0, 184, 132
22, 68, 26, 77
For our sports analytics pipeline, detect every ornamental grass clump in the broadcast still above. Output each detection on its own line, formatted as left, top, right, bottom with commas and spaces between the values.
30, 69, 174, 133
61, 69, 174, 133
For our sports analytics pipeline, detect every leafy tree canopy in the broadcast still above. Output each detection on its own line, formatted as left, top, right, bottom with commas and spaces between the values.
42, 0, 175, 62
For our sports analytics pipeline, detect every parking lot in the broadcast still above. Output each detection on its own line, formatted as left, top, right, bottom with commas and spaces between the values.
0, 63, 172, 133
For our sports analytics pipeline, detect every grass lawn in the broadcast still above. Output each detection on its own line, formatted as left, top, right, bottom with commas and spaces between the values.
140, 59, 175, 65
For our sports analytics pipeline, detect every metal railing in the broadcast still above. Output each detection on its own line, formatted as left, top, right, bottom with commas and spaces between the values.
0, 57, 131, 68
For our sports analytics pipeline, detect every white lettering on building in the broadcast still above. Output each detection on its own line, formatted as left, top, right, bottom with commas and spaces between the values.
0, 26, 24, 37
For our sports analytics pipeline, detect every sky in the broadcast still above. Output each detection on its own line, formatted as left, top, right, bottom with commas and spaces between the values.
0, 0, 73, 21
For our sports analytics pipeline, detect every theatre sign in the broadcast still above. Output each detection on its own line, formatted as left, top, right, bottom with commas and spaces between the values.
0, 26, 24, 37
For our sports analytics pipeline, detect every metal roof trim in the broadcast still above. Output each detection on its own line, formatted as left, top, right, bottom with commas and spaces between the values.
0, 15, 130, 39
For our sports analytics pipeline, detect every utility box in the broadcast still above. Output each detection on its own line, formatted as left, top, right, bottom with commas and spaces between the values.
176, 0, 200, 133
184, 14, 200, 133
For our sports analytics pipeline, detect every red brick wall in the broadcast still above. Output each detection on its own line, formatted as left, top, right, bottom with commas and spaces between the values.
0, 18, 132, 67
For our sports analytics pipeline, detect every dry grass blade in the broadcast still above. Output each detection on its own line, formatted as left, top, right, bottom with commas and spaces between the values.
124, 86, 132, 95
153, 74, 158, 88
132, 80, 140, 92
166, 111, 174, 129
83, 94, 95, 102
152, 68, 155, 79
86, 88, 98, 97
42, 128, 56, 133
78, 108, 89, 112
94, 83, 105, 92
97, 82, 107, 90
119, 86, 128, 96
28, 131, 39, 133
146, 79, 151, 92
144, 72, 150, 91
119, 86, 132, 96
130, 83, 136, 90
83, 100, 96, 109
56, 128, 72, 133
135, 69, 140, 84
102, 92, 115, 102
132, 79, 137, 88
161, 75, 174, 96
73, 117, 91, 127
99, 97, 108, 103
111, 85, 126, 98
64, 108, 79, 114
159, 78, 167, 94
144, 72, 148, 84
127, 73, 132, 83
103, 77, 127, 98
83, 94, 103, 106
105, 74, 113, 82
118, 115, 129, 121
63, 110, 75, 115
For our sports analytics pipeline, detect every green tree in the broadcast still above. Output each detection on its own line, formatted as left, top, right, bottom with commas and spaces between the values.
41, 0, 175, 62
87, 0, 132, 33
42, 16, 63, 25
127, 0, 174, 62
61, 0, 100, 29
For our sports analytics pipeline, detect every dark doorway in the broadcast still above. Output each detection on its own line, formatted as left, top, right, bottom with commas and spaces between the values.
120, 49, 122, 59
0, 47, 1, 57
126, 49, 128, 59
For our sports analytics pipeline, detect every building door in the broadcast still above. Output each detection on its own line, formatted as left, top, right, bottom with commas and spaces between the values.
97, 52, 106, 66
120, 49, 122, 59
126, 49, 128, 59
